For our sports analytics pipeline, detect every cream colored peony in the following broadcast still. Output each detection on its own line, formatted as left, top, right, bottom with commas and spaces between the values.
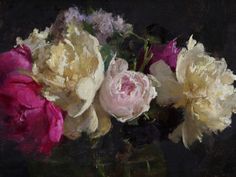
29, 23, 104, 118
150, 36, 236, 147
17, 22, 110, 140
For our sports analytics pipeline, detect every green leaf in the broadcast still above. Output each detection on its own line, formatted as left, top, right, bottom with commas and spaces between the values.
100, 44, 115, 71
82, 21, 95, 35
146, 34, 161, 44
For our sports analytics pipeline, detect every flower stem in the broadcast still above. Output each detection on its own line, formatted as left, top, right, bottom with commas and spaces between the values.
128, 31, 147, 42
139, 41, 153, 72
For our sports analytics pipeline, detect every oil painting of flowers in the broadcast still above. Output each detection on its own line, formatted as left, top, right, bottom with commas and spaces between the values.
0, 1, 236, 177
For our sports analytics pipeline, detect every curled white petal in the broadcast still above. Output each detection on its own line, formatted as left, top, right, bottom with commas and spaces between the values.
151, 36, 236, 147
150, 60, 183, 106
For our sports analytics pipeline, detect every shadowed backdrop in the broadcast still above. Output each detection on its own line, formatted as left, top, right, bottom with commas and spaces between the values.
0, 0, 236, 177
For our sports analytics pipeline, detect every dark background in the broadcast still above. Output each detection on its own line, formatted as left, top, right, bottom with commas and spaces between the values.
0, 0, 236, 177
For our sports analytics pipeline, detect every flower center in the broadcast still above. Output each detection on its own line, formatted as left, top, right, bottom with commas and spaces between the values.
120, 75, 136, 95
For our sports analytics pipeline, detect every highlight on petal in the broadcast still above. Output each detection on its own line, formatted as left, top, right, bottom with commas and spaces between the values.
150, 60, 183, 106
176, 36, 205, 84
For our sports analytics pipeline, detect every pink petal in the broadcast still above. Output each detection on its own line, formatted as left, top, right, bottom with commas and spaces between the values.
0, 75, 44, 109
0, 45, 32, 81
46, 101, 63, 142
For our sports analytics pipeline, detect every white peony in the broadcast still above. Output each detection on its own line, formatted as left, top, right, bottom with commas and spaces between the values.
17, 23, 107, 139
150, 36, 236, 147
30, 23, 104, 118
18, 21, 112, 140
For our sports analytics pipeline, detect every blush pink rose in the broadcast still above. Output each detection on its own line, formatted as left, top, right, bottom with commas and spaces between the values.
137, 39, 180, 73
0, 46, 63, 155
99, 58, 157, 122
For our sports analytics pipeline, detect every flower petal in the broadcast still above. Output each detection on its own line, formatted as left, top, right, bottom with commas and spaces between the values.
169, 106, 204, 148
150, 60, 183, 106
46, 101, 64, 142
90, 96, 111, 138
64, 105, 98, 140
169, 36, 236, 147
0, 45, 32, 81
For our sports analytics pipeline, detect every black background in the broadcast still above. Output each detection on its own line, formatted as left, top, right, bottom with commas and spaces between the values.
0, 0, 236, 177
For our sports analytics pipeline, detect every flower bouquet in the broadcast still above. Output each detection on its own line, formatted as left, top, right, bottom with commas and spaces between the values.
0, 7, 236, 177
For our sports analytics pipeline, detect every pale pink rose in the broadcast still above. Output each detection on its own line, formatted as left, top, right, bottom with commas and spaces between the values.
99, 58, 157, 122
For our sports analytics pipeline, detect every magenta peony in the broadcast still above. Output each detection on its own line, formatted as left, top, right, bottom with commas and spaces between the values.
137, 39, 180, 73
99, 58, 157, 122
0, 46, 63, 155
0, 45, 32, 81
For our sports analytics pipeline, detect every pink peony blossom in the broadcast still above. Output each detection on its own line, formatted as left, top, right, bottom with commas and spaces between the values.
0, 46, 63, 155
0, 45, 32, 81
138, 39, 180, 73
99, 58, 157, 122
